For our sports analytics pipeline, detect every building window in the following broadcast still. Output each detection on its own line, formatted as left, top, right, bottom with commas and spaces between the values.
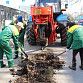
6, 0, 9, 4
65, 4, 68, 9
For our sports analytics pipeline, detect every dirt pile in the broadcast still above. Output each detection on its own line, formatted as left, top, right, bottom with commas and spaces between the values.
12, 49, 65, 83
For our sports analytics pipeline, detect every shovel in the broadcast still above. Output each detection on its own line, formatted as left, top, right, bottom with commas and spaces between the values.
18, 45, 42, 58
54, 50, 66, 57
19, 46, 28, 58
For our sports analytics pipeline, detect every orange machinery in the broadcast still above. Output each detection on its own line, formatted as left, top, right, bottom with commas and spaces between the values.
27, 6, 58, 46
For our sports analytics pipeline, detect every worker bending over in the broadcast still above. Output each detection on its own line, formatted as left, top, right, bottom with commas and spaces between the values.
0, 22, 24, 68
14, 15, 26, 59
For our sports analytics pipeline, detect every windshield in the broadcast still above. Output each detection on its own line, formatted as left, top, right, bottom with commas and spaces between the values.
37, 0, 61, 13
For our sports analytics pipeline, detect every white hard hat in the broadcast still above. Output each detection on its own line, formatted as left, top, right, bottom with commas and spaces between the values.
17, 22, 24, 29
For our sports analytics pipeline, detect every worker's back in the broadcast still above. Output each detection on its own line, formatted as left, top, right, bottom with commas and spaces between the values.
0, 26, 13, 42
67, 25, 83, 50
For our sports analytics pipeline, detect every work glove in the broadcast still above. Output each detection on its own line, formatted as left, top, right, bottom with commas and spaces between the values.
18, 47, 21, 52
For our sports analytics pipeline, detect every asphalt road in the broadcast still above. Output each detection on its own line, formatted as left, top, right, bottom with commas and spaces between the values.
0, 38, 83, 83
54, 49, 83, 83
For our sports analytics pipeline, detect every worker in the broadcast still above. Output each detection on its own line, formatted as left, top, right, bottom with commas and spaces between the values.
56, 22, 67, 46
67, 22, 83, 70
0, 22, 23, 68
14, 15, 26, 59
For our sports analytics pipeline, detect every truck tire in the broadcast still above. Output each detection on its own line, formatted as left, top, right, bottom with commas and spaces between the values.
56, 22, 67, 46
26, 27, 36, 45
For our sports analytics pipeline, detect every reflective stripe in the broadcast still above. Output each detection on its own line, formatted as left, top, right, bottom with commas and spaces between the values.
0, 59, 13, 61
8, 59, 13, 61
9, 25, 19, 36
68, 25, 83, 33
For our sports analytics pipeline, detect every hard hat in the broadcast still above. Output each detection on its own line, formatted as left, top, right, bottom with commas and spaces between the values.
17, 22, 24, 29
17, 16, 23, 22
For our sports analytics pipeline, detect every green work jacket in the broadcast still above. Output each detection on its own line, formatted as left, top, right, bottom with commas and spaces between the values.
0, 25, 19, 50
67, 25, 83, 50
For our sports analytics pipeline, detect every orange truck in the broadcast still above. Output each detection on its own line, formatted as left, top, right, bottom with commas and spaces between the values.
26, 0, 61, 46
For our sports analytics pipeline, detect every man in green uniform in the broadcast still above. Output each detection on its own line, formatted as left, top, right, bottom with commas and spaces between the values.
14, 15, 26, 59
67, 22, 83, 70
0, 22, 23, 68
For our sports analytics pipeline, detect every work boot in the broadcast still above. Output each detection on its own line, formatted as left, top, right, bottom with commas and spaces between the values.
79, 65, 83, 70
79, 63, 83, 70
1, 64, 6, 68
69, 66, 76, 70
69, 62, 76, 70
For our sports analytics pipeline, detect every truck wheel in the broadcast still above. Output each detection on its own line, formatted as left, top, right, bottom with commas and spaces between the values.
26, 28, 36, 45
61, 29, 67, 46
61, 40, 67, 46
